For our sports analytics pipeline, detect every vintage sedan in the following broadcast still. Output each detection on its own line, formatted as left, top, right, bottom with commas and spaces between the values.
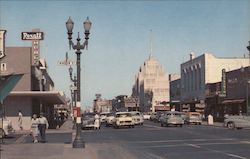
224, 115, 250, 129
105, 112, 115, 127
186, 112, 202, 125
159, 111, 184, 127
130, 111, 144, 125
100, 112, 110, 123
113, 112, 135, 128
81, 113, 100, 130
0, 117, 14, 138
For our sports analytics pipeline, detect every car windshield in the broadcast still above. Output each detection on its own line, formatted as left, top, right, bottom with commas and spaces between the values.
107, 113, 114, 117
116, 113, 131, 117
82, 113, 95, 119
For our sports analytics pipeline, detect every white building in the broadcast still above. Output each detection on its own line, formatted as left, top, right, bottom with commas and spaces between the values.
132, 55, 169, 112
181, 52, 249, 113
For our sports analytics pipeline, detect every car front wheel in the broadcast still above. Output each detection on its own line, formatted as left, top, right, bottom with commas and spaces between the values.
227, 122, 235, 129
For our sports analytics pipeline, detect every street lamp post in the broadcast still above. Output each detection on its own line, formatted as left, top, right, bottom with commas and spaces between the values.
66, 16, 91, 148
247, 41, 250, 116
69, 66, 77, 108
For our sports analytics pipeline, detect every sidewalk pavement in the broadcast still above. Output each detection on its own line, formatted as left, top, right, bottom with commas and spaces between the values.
1, 119, 100, 159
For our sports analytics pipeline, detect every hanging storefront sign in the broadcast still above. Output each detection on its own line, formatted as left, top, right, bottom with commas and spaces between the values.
21, 30, 44, 66
21, 32, 44, 40
220, 69, 226, 97
0, 30, 7, 59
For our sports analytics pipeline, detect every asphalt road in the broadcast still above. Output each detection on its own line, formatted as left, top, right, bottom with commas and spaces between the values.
1, 120, 250, 159
82, 120, 250, 159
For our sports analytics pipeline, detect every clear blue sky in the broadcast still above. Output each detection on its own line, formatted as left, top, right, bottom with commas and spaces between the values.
1, 0, 249, 108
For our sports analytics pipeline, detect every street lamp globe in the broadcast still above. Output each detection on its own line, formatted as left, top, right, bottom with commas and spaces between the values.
66, 17, 74, 33
83, 17, 92, 32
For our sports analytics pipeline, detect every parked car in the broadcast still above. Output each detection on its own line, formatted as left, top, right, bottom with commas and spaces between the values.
186, 112, 202, 125
81, 113, 100, 129
224, 115, 250, 129
0, 117, 14, 138
130, 111, 144, 125
113, 112, 135, 128
159, 111, 184, 127
105, 112, 115, 127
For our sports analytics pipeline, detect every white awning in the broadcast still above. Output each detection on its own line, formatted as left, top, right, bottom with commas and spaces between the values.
9, 91, 67, 104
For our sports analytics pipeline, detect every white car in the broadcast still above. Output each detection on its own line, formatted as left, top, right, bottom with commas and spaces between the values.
159, 111, 184, 127
81, 113, 100, 130
113, 112, 135, 128
142, 112, 151, 120
100, 112, 110, 123
130, 111, 144, 125
105, 113, 115, 127
0, 117, 14, 138
224, 115, 250, 129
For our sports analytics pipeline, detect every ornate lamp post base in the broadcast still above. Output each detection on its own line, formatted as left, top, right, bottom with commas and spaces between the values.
72, 123, 85, 148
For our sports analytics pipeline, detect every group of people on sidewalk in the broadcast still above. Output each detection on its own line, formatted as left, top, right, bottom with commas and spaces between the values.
30, 113, 49, 143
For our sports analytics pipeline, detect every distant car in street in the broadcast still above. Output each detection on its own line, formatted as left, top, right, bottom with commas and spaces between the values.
224, 115, 250, 129
130, 111, 144, 125
155, 111, 165, 123
186, 112, 202, 125
159, 111, 184, 127
81, 113, 100, 130
113, 112, 135, 128
105, 112, 115, 127
149, 112, 157, 121
142, 112, 151, 120
0, 117, 14, 138
100, 112, 110, 123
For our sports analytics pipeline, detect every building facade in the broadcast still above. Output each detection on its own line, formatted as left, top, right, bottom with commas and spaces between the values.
93, 94, 112, 113
223, 66, 250, 115
181, 52, 249, 114
132, 55, 169, 112
169, 74, 181, 111
0, 31, 66, 130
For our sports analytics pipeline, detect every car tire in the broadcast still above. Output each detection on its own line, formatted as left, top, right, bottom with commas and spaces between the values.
227, 122, 235, 129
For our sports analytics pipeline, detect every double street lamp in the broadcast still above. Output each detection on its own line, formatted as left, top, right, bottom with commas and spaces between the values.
66, 16, 92, 148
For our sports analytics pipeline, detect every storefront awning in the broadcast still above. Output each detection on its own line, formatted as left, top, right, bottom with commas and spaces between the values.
0, 74, 23, 102
221, 99, 245, 105
8, 91, 67, 104
155, 106, 170, 111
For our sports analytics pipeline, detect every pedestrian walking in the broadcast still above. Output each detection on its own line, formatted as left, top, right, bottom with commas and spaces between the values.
30, 114, 39, 143
18, 110, 23, 130
38, 113, 49, 143
94, 113, 100, 129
